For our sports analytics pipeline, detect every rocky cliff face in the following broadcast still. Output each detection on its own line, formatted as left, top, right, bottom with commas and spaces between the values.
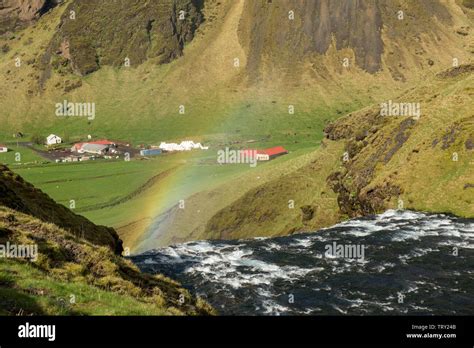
238, 0, 465, 81
47, 0, 204, 75
5, 0, 470, 83
239, 0, 383, 75
1, 0, 204, 76
0, 0, 60, 34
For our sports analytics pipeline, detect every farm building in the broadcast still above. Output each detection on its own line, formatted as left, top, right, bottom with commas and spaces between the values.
79, 143, 110, 155
46, 134, 62, 145
257, 146, 288, 161
71, 139, 115, 152
0, 145, 8, 153
159, 141, 209, 152
140, 149, 162, 156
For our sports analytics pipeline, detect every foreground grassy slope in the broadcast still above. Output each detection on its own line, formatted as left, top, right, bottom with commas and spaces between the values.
0, 259, 168, 315
0, 206, 214, 315
204, 64, 474, 239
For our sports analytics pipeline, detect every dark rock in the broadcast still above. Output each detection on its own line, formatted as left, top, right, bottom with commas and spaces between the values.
437, 63, 474, 79
465, 138, 474, 150
383, 118, 416, 163
441, 124, 461, 149
300, 205, 314, 221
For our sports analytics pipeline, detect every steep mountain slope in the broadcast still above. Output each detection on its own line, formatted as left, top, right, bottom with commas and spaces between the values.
238, 0, 472, 81
42, 0, 204, 76
1, 0, 472, 140
0, 167, 214, 315
203, 64, 474, 240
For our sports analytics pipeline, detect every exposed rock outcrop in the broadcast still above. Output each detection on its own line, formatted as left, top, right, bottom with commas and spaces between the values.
0, 0, 60, 34
46, 0, 204, 76
238, 0, 462, 81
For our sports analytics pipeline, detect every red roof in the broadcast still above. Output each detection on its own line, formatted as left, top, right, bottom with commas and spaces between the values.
89, 139, 114, 145
260, 146, 288, 157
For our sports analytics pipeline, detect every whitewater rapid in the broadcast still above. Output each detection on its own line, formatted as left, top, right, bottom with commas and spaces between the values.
132, 210, 474, 315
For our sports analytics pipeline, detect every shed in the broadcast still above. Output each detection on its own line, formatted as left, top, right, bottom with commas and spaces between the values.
140, 149, 162, 156
46, 134, 62, 145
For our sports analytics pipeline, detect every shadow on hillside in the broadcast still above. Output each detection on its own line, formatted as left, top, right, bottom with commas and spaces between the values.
0, 266, 85, 316
0, 276, 46, 316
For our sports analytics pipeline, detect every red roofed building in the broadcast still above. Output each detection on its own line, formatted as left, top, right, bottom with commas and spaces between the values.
257, 146, 288, 161
90, 139, 115, 145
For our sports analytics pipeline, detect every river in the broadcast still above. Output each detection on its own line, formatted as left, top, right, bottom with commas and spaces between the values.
132, 210, 474, 315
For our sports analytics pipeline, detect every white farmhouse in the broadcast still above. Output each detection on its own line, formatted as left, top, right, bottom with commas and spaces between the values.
0, 144, 8, 153
46, 134, 62, 145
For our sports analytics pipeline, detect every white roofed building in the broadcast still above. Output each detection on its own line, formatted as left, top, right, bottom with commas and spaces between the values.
46, 134, 62, 145
159, 141, 209, 152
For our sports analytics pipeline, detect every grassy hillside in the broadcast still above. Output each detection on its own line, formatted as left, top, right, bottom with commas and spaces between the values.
204, 64, 474, 239
0, 206, 214, 315
326, 65, 474, 218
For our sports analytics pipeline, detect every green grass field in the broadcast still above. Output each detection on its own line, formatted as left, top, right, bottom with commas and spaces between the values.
0, 259, 169, 315
1, 136, 319, 250
0, 145, 46, 165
